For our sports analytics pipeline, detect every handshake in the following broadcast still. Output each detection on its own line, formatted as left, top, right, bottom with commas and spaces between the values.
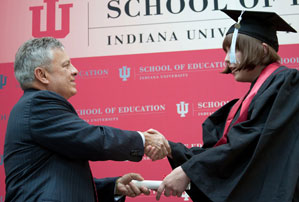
142, 128, 171, 161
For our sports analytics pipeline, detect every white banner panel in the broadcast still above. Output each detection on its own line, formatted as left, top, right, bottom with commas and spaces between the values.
0, 0, 299, 63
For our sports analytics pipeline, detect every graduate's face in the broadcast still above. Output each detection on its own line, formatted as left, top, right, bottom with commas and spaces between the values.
45, 48, 78, 99
224, 48, 259, 82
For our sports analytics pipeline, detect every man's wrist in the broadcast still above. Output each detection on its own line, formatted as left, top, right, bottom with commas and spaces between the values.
114, 177, 124, 201
137, 131, 145, 146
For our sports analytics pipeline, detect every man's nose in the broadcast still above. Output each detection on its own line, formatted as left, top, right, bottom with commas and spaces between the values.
71, 64, 78, 75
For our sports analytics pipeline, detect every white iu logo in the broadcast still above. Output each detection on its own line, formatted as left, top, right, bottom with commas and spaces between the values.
177, 101, 189, 117
0, 74, 7, 89
181, 191, 190, 201
119, 66, 131, 81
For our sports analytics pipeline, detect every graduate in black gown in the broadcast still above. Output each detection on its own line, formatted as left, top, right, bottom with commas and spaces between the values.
150, 10, 299, 202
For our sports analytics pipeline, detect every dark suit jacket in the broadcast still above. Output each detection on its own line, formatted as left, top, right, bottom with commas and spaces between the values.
4, 89, 144, 202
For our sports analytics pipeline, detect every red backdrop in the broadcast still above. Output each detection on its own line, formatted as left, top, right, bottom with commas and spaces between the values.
0, 1, 299, 201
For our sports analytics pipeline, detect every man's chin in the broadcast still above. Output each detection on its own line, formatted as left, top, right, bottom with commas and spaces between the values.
66, 89, 77, 100
72, 89, 78, 96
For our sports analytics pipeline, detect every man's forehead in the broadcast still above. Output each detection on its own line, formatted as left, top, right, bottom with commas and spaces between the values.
52, 48, 69, 60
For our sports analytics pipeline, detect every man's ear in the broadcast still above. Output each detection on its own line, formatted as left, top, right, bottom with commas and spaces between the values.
34, 67, 49, 84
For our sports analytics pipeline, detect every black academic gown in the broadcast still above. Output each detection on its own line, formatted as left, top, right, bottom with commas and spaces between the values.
168, 66, 299, 202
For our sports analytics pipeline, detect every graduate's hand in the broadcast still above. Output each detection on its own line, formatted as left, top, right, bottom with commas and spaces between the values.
156, 166, 190, 201
143, 129, 171, 161
116, 173, 150, 197
145, 143, 172, 160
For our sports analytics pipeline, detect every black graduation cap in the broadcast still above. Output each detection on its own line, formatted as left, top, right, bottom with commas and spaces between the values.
222, 9, 297, 51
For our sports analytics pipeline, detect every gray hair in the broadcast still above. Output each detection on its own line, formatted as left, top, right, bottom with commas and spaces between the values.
14, 37, 64, 90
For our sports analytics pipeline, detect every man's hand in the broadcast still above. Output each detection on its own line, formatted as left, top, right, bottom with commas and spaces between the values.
156, 166, 190, 200
142, 129, 171, 161
116, 173, 150, 197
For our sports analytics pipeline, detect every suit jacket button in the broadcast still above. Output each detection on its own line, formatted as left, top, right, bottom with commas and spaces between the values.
130, 150, 140, 156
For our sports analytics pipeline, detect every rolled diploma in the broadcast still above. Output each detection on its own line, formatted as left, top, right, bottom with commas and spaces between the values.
132, 180, 190, 190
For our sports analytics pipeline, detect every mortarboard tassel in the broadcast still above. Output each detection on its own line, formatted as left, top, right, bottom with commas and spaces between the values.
229, 10, 245, 64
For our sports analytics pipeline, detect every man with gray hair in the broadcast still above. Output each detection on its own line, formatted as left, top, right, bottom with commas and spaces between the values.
4, 37, 169, 202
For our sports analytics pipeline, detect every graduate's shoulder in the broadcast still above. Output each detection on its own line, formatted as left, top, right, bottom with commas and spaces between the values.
270, 66, 299, 84
275, 66, 299, 77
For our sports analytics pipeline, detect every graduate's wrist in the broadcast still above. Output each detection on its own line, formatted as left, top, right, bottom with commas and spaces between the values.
167, 153, 173, 159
